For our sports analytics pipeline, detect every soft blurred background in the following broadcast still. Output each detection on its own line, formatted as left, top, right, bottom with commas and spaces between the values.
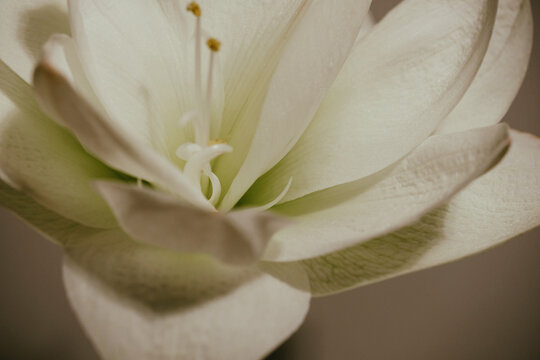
1, 1, 539, 359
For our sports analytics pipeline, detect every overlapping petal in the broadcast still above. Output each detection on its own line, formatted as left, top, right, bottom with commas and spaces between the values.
0, 178, 95, 244
1, 177, 311, 360
68, 0, 202, 151
0, 58, 118, 228
261, 124, 510, 261
246, 0, 498, 206
95, 181, 290, 266
218, 0, 372, 210
437, 0, 533, 133
32, 64, 213, 210
63, 230, 310, 360
265, 130, 540, 296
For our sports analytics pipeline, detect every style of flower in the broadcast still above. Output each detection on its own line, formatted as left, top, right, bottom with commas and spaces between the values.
0, 0, 538, 359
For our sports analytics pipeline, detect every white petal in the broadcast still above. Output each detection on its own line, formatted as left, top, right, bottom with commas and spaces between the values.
0, 109, 118, 228
41, 33, 105, 115
261, 124, 509, 262
0, 0, 69, 83
0, 58, 41, 122
0, 178, 96, 245
356, 11, 376, 43
95, 181, 290, 266
62, 230, 310, 360
1, 33, 118, 228
1, 57, 117, 228
218, 0, 372, 211
33, 64, 213, 210
199, 0, 312, 139
68, 0, 224, 160
437, 0, 533, 133
267, 129, 540, 296
245, 0, 498, 206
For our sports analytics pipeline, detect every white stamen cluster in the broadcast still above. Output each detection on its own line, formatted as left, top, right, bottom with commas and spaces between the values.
177, 2, 230, 206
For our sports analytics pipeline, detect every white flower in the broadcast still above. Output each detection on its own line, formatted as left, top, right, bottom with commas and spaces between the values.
0, 0, 538, 359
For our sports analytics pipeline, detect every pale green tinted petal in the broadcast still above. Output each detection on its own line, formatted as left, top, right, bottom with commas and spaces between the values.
0, 59, 41, 122
33, 64, 213, 210
218, 0, 372, 211
0, 0, 69, 82
246, 0, 498, 206
261, 124, 510, 261
266, 130, 540, 296
63, 230, 310, 360
0, 178, 96, 245
0, 108, 118, 228
437, 0, 533, 133
0, 58, 118, 228
95, 181, 290, 266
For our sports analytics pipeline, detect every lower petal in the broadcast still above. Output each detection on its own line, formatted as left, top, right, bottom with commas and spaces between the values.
266, 129, 540, 296
62, 230, 310, 360
262, 124, 510, 262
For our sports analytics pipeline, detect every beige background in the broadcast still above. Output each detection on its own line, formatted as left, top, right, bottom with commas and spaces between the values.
1, 1, 539, 359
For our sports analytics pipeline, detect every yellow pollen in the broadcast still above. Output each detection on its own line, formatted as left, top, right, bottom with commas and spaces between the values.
208, 139, 226, 145
206, 38, 221, 52
186, 2, 201, 17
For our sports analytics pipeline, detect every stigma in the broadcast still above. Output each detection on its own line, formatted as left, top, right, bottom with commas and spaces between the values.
176, 2, 229, 206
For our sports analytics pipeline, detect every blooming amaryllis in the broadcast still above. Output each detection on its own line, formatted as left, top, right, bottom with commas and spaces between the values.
0, 0, 538, 358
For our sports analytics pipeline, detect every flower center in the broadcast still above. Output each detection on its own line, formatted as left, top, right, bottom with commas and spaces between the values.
176, 2, 231, 206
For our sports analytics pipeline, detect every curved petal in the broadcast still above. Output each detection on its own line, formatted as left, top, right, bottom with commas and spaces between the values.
0, 108, 118, 228
68, 0, 224, 161
0, 178, 96, 245
95, 181, 290, 266
218, 0, 372, 210
437, 0, 533, 133
0, 38, 118, 228
266, 129, 540, 296
0, 58, 41, 122
199, 0, 312, 139
62, 230, 310, 360
260, 124, 510, 261
0, 0, 69, 82
32, 64, 213, 210
41, 33, 105, 115
246, 0, 498, 206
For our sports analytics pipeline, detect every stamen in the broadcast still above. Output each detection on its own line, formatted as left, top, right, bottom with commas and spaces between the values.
177, 5, 230, 206
187, 1, 205, 146
208, 139, 226, 145
206, 38, 221, 52
186, 2, 201, 17
205, 38, 221, 139
178, 111, 204, 145
253, 178, 293, 211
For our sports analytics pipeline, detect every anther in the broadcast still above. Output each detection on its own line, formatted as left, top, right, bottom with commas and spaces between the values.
206, 38, 221, 52
208, 139, 226, 146
186, 2, 201, 17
